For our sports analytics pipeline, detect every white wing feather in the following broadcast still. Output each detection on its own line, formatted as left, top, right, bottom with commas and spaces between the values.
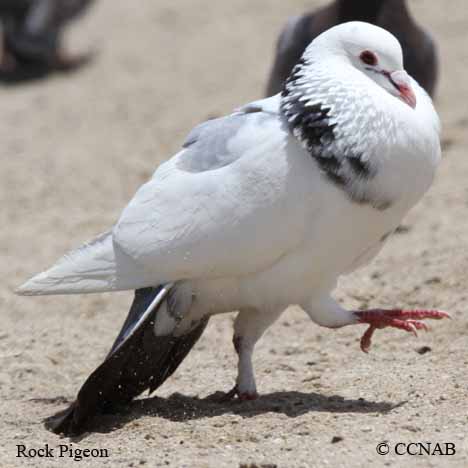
16, 231, 157, 295
17, 96, 313, 295
113, 106, 309, 283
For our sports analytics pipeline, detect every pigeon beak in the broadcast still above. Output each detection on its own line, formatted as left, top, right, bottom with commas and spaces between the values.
388, 70, 417, 109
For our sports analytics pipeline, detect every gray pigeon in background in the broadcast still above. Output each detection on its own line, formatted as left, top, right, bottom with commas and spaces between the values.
266, 0, 438, 97
0, 0, 95, 81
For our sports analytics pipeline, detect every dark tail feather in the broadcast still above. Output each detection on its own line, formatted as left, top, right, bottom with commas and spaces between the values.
148, 317, 208, 393
45, 285, 208, 436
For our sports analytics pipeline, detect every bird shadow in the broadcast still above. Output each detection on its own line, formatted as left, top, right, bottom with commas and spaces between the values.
57, 390, 405, 439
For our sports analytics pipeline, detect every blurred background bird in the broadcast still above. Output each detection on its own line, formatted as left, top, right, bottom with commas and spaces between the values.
0, 0, 95, 82
266, 0, 438, 97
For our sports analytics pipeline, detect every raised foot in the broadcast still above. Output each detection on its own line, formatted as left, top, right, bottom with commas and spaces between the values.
215, 385, 259, 403
354, 309, 451, 353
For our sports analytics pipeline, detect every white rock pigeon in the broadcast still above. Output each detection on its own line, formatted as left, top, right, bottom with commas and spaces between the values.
17, 22, 449, 436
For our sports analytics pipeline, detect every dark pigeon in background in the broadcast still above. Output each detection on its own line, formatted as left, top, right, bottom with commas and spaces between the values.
265, 0, 438, 97
0, 0, 95, 82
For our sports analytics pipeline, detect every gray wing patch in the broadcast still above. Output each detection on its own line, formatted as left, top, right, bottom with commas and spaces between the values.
177, 111, 270, 173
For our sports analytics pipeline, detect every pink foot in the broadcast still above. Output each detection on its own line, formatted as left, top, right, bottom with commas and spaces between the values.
217, 385, 259, 402
0, 50, 18, 73
52, 50, 95, 71
354, 309, 450, 353
238, 390, 259, 401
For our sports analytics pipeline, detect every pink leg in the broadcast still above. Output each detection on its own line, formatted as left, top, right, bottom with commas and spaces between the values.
218, 309, 282, 402
354, 309, 450, 353
217, 336, 259, 402
52, 49, 95, 72
0, 45, 18, 73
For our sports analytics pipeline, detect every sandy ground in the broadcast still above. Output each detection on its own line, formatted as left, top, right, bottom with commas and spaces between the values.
1, 0, 467, 466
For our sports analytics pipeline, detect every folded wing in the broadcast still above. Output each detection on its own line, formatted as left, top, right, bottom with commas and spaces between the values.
113, 97, 309, 283
17, 96, 310, 295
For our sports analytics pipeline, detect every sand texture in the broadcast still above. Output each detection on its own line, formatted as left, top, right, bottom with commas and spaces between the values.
1, 1, 467, 467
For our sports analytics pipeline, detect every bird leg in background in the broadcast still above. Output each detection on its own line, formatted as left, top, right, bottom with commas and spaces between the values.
51, 49, 94, 72
0, 0, 95, 79
0, 30, 17, 72
354, 309, 450, 353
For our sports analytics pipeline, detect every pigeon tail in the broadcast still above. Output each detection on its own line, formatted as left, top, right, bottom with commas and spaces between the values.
16, 231, 155, 295
46, 286, 209, 436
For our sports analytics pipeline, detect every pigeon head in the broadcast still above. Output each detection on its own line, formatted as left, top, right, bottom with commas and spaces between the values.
280, 21, 437, 211
343, 24, 417, 109
285, 21, 417, 109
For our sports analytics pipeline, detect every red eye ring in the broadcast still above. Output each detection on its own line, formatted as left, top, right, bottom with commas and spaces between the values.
360, 50, 378, 66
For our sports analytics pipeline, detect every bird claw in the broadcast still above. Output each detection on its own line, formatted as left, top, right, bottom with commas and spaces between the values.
214, 385, 259, 403
355, 309, 450, 353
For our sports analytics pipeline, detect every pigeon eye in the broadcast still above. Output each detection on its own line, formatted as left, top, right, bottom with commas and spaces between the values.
360, 50, 378, 66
